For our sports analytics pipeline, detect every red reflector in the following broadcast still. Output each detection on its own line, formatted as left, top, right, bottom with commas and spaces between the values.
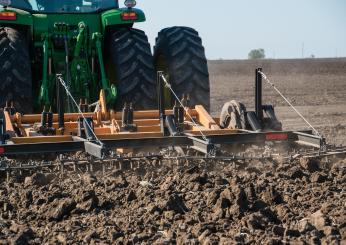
0, 147, 4, 154
266, 133, 288, 141
0, 12, 17, 21
121, 12, 138, 21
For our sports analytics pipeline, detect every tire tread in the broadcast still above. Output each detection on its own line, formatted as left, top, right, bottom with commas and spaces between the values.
109, 28, 156, 110
0, 27, 32, 113
154, 26, 210, 111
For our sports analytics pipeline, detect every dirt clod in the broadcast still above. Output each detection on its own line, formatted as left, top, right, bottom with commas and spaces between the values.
300, 158, 321, 172
311, 173, 328, 183
48, 198, 76, 221
13, 227, 35, 245
24, 173, 53, 187
310, 210, 330, 231
162, 194, 189, 214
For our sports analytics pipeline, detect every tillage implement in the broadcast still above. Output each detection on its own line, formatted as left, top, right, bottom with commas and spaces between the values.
0, 0, 345, 173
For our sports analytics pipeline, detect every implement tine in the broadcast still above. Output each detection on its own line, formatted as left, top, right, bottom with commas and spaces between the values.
0, 144, 345, 179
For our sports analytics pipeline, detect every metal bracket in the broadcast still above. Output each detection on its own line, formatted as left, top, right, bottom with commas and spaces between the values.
0, 110, 6, 144
84, 141, 106, 159
293, 132, 326, 150
255, 68, 263, 122
121, 103, 137, 132
76, 117, 107, 159
187, 135, 217, 155
56, 74, 65, 129
78, 117, 95, 140
72, 136, 106, 159
157, 71, 170, 136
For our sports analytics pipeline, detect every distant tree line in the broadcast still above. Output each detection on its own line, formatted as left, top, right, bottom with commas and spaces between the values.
248, 48, 316, 59
248, 49, 265, 59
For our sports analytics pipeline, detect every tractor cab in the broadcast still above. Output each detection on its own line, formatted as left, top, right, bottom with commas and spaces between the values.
1, 0, 119, 13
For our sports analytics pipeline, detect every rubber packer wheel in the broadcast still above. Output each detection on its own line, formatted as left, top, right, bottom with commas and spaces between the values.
108, 28, 157, 110
0, 27, 32, 113
154, 26, 210, 111
220, 100, 247, 129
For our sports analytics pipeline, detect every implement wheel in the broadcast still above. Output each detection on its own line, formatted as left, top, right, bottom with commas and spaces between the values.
0, 27, 32, 113
220, 100, 247, 129
107, 28, 157, 110
154, 26, 210, 111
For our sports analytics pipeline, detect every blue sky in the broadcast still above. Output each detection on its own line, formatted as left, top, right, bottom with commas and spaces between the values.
130, 0, 346, 60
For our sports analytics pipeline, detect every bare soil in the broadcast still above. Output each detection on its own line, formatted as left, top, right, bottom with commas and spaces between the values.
0, 58, 345, 244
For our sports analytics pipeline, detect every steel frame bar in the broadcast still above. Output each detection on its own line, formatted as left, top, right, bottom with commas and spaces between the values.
0, 130, 321, 157
255, 68, 263, 122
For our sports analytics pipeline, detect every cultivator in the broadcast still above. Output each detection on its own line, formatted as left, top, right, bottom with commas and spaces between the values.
1, 69, 345, 179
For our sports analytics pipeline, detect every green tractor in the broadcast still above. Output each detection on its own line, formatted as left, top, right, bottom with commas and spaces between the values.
0, 0, 210, 114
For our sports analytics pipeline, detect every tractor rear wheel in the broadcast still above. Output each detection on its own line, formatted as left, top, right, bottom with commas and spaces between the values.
108, 28, 157, 110
154, 26, 210, 111
0, 27, 32, 113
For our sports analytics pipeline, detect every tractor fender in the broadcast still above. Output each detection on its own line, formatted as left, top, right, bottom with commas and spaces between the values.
101, 8, 145, 29
0, 7, 33, 51
0, 7, 33, 27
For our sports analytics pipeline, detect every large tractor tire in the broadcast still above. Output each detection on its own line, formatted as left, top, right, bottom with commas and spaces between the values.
0, 27, 32, 113
108, 28, 157, 110
154, 26, 210, 111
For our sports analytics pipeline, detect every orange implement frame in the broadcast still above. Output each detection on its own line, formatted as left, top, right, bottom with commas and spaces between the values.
0, 104, 323, 158
5, 106, 239, 145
